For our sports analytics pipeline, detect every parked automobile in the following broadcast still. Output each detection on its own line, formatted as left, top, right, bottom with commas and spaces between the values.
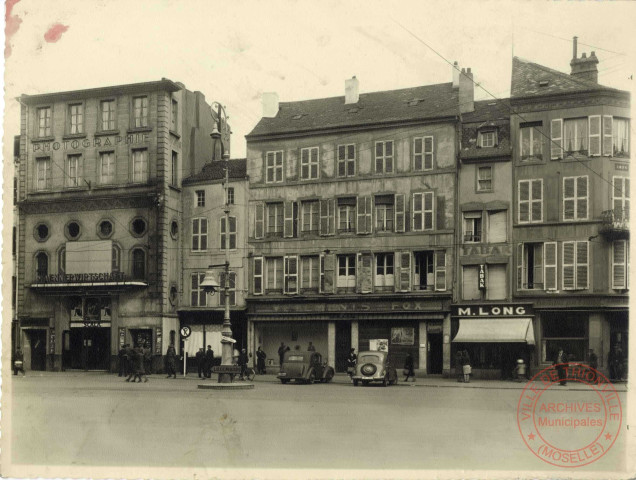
277, 351, 335, 384
352, 350, 398, 386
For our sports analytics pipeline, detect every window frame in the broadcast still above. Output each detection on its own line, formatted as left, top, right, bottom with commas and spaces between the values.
131, 248, 146, 280
219, 271, 237, 306
37, 106, 52, 138
337, 144, 356, 177
374, 140, 394, 174
412, 192, 434, 231
265, 151, 284, 184
463, 212, 483, 243
191, 272, 208, 307
171, 151, 178, 186
196, 190, 205, 207
66, 154, 82, 188
100, 99, 117, 131
132, 95, 149, 128
131, 148, 148, 183
300, 255, 320, 291
562, 175, 589, 221
563, 117, 589, 155
300, 147, 320, 180
413, 136, 434, 171
265, 257, 284, 293
478, 130, 497, 148
35, 251, 49, 279
67, 103, 84, 135
220, 216, 237, 251
476, 165, 493, 192
266, 202, 284, 237
35, 156, 51, 191
301, 200, 320, 235
191, 217, 208, 252
284, 255, 299, 294
374, 252, 395, 289
337, 254, 357, 288
612, 240, 629, 290
99, 151, 116, 185
518, 179, 543, 224
227, 187, 235, 205
519, 123, 543, 161
171, 98, 179, 133
374, 196, 395, 233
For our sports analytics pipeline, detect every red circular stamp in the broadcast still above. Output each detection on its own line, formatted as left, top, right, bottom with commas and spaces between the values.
516, 363, 622, 468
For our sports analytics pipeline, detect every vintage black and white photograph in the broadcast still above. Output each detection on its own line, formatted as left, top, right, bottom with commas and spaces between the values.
2, 1, 634, 479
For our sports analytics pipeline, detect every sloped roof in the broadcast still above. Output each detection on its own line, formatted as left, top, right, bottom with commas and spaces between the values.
247, 83, 459, 138
182, 159, 247, 185
462, 99, 511, 123
511, 57, 623, 99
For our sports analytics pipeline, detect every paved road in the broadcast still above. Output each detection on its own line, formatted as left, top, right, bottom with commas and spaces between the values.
7, 373, 629, 474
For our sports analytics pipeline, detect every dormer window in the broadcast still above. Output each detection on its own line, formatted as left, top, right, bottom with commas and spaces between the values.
479, 130, 497, 148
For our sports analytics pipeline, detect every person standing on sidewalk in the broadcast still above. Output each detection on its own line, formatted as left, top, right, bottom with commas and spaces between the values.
278, 342, 287, 369
554, 347, 567, 386
196, 348, 205, 378
256, 346, 267, 374
13, 347, 25, 376
346, 348, 357, 378
204, 345, 214, 378
118, 344, 127, 377
165, 344, 177, 378
462, 350, 472, 383
131, 345, 148, 383
403, 353, 415, 383
455, 350, 464, 382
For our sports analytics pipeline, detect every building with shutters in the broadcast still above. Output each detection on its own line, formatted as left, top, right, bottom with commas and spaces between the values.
15, 79, 226, 372
244, 69, 473, 376
452, 98, 531, 379
509, 40, 630, 379
179, 159, 249, 368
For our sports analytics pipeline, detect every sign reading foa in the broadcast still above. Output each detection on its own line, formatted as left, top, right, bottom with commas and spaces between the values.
452, 304, 533, 317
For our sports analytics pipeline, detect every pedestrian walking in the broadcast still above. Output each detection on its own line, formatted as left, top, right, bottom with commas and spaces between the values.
165, 344, 177, 378
256, 346, 267, 374
346, 348, 357, 378
462, 350, 472, 383
124, 344, 135, 376
13, 347, 25, 376
118, 344, 127, 377
204, 345, 214, 378
278, 342, 287, 368
403, 353, 415, 383
238, 348, 249, 380
128, 345, 148, 383
455, 350, 464, 382
307, 342, 316, 352
554, 347, 567, 386
196, 347, 205, 378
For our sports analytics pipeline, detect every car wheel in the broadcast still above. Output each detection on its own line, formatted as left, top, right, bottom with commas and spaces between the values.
353, 379, 359, 386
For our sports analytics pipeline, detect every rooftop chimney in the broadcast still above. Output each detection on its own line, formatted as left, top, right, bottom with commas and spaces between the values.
459, 67, 474, 114
570, 36, 598, 83
452, 61, 460, 88
262, 92, 279, 118
345, 76, 359, 104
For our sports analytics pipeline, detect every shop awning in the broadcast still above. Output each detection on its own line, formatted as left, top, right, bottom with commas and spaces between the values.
453, 318, 535, 345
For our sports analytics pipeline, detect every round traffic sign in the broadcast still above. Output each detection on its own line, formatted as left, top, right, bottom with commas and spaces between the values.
180, 326, 191, 338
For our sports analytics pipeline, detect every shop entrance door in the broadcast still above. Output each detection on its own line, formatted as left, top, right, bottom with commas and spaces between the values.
335, 321, 351, 372
427, 333, 443, 374
28, 329, 47, 371
69, 328, 111, 370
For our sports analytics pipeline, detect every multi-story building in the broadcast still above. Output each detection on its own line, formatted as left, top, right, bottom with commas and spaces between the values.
510, 40, 630, 377
453, 99, 528, 379
245, 69, 474, 375
15, 79, 224, 372
179, 159, 249, 367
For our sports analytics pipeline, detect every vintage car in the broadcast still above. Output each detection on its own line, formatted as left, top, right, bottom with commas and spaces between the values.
277, 351, 335, 384
352, 350, 398, 386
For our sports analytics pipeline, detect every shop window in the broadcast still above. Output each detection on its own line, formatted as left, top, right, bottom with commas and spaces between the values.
35, 251, 49, 279
266, 257, 283, 293
462, 266, 481, 300
302, 200, 320, 235
191, 272, 207, 306
337, 144, 356, 177
337, 254, 356, 290
300, 147, 319, 180
374, 253, 394, 291
486, 264, 507, 300
375, 140, 394, 174
300, 256, 319, 292
131, 249, 146, 280
219, 271, 237, 306
519, 122, 542, 161
541, 315, 588, 363
375, 195, 394, 233
463, 212, 482, 243
265, 151, 283, 183
220, 216, 237, 250
267, 203, 284, 237
338, 197, 356, 233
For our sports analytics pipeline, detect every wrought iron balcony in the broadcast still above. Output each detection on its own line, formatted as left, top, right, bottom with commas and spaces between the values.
600, 208, 630, 240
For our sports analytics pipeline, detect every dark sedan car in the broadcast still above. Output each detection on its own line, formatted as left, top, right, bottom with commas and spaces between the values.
352, 350, 398, 386
277, 351, 335, 384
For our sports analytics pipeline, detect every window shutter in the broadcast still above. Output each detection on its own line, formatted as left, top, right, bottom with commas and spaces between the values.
551, 119, 563, 159
434, 251, 446, 291
486, 264, 507, 300
284, 201, 294, 238
364, 197, 372, 233
253, 257, 263, 295
517, 243, 525, 290
589, 116, 601, 156
424, 192, 434, 230
398, 251, 411, 292
320, 199, 330, 236
328, 198, 335, 235
563, 177, 575, 220
321, 253, 335, 293
394, 194, 405, 233
612, 240, 627, 289
531, 180, 542, 222
412, 193, 423, 231
603, 116, 613, 156
518, 181, 529, 223
356, 196, 367, 234
576, 241, 588, 290
255, 203, 264, 239
488, 210, 507, 243
424, 136, 434, 170
356, 253, 373, 294
544, 242, 557, 290
562, 242, 575, 290
462, 266, 480, 300
413, 138, 423, 171
576, 176, 588, 220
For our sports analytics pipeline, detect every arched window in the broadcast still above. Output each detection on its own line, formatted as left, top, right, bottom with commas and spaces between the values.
36, 252, 48, 279
112, 244, 121, 273
58, 247, 66, 274
132, 248, 145, 280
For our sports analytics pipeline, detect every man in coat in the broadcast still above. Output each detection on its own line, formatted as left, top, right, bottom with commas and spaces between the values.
278, 342, 287, 369
118, 344, 127, 377
554, 348, 567, 386
238, 348, 249, 380
256, 346, 267, 374
204, 345, 214, 378
165, 344, 177, 378
196, 347, 205, 378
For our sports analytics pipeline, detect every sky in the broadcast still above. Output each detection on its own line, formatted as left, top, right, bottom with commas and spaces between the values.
2, 0, 635, 163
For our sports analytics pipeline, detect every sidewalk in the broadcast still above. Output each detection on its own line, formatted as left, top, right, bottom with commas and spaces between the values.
17, 371, 629, 392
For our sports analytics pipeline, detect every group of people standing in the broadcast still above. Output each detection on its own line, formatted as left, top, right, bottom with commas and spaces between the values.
118, 343, 151, 383
195, 346, 216, 378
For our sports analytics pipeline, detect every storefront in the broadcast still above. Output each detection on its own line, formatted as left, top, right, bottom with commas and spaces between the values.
451, 304, 536, 380
248, 296, 451, 374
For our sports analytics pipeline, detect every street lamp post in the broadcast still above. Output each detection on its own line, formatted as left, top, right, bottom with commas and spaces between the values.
201, 102, 235, 383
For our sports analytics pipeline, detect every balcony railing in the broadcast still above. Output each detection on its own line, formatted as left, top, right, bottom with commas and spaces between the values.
600, 208, 630, 239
